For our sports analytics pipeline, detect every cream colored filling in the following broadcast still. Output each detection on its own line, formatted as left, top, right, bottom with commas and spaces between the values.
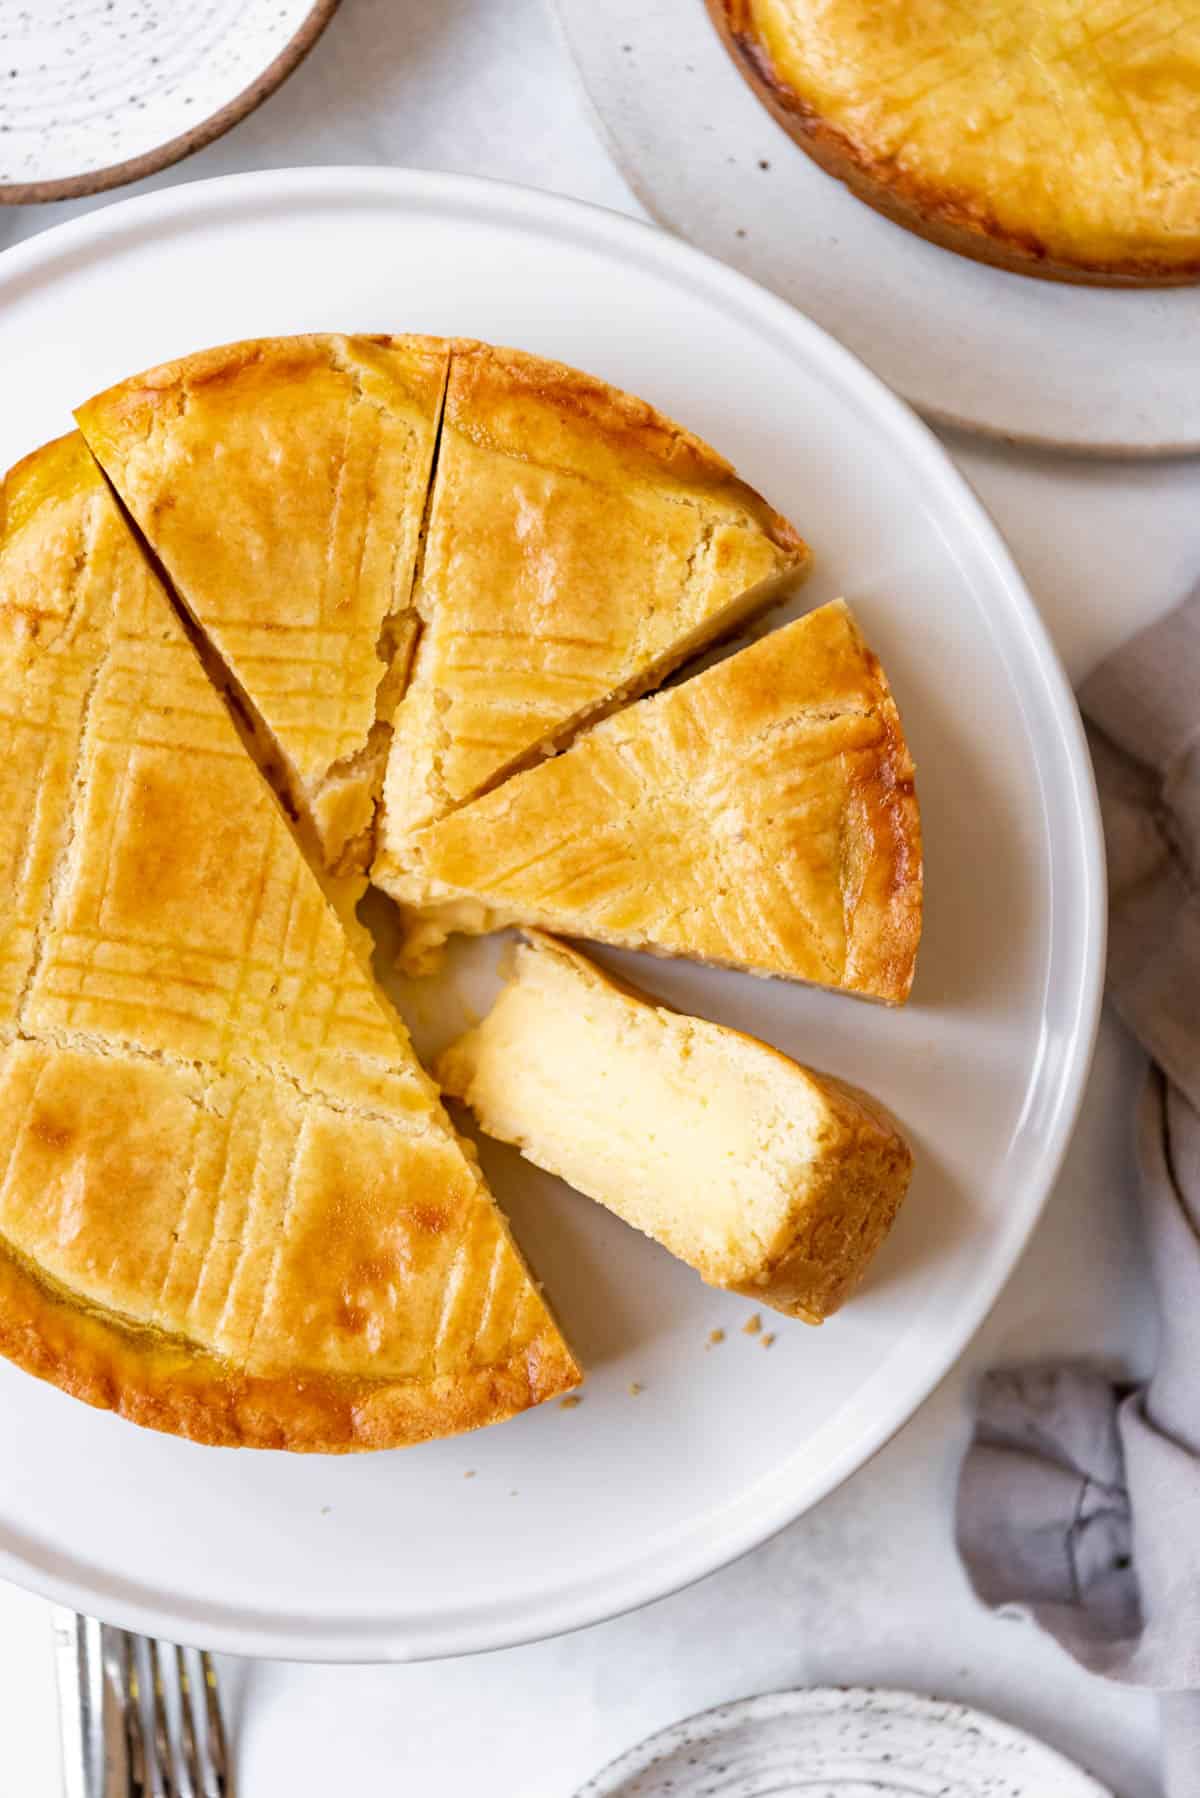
439, 939, 827, 1286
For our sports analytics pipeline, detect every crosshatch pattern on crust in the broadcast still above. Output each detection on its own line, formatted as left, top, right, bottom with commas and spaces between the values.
0, 432, 579, 1450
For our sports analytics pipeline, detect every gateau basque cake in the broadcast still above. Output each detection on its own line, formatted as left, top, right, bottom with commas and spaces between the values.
0, 434, 578, 1450
708, 0, 1200, 285
438, 933, 914, 1322
0, 339, 918, 1450
390, 601, 923, 1003
78, 336, 810, 884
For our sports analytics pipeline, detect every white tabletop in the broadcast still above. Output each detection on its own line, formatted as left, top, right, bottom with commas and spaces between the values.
1, 2, 1194, 1793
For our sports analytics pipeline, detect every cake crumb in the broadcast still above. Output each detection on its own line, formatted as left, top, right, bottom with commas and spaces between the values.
463, 1470, 476, 1480
560, 1394, 583, 1410
762, 1332, 777, 1349
628, 1381, 644, 1397
707, 1328, 726, 1348
742, 1313, 762, 1336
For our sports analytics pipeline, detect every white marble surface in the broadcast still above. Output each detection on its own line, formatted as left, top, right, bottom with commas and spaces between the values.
0, 1, 1196, 1792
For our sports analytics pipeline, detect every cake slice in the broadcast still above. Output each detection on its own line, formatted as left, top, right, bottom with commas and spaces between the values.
438, 933, 913, 1322
0, 436, 578, 1450
372, 342, 809, 889
75, 333, 450, 872
394, 601, 922, 1003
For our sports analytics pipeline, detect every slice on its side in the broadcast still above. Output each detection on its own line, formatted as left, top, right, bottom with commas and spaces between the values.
75, 334, 450, 871
438, 932, 913, 1322
0, 436, 578, 1451
395, 601, 922, 1003
373, 342, 809, 890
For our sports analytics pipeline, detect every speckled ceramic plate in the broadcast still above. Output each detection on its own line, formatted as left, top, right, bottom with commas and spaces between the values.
0, 0, 339, 203
552, 0, 1200, 455
577, 1689, 1113, 1797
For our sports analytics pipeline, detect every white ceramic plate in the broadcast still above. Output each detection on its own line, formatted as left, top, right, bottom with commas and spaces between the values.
0, 0, 338, 203
0, 167, 1103, 1662
553, 0, 1200, 455
577, 1689, 1112, 1796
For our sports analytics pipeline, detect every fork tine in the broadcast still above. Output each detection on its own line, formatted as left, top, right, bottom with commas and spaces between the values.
117, 1631, 149, 1798
174, 1647, 202, 1798
150, 1642, 180, 1798
97, 1629, 227, 1798
199, 1651, 229, 1798
98, 1626, 131, 1798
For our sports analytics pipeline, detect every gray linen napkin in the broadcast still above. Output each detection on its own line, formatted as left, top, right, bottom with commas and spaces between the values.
956, 589, 1200, 1797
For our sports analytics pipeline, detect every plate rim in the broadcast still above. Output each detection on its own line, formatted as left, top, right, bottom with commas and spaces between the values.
0, 166, 1106, 1661
0, 0, 341, 206
573, 1685, 1114, 1795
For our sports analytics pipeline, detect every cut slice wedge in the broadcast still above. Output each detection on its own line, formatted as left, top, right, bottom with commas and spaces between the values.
76, 334, 450, 872
438, 932, 914, 1322
0, 435, 578, 1451
394, 601, 922, 1003
372, 342, 809, 890
77, 336, 808, 895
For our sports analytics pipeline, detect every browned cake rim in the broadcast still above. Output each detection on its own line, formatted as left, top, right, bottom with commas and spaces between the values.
706, 0, 1200, 289
0, 431, 581, 1452
0, 1234, 577, 1453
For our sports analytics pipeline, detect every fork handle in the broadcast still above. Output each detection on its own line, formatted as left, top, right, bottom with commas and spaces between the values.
51, 1609, 130, 1798
51, 1608, 95, 1798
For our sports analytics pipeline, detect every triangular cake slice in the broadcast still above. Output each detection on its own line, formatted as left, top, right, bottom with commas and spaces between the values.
76, 334, 450, 872
438, 932, 913, 1322
373, 342, 809, 888
0, 436, 577, 1450
395, 601, 922, 1003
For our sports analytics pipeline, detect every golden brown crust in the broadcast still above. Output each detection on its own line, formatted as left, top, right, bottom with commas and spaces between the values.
448, 340, 807, 555
1, 431, 98, 536
76, 333, 449, 454
76, 334, 451, 871
396, 601, 923, 1004
727, 1070, 913, 1322
81, 332, 810, 896
707, 0, 1200, 287
843, 640, 923, 1002
0, 437, 580, 1450
0, 1228, 577, 1452
375, 340, 809, 881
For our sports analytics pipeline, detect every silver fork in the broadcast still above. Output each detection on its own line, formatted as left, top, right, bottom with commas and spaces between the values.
53, 1608, 230, 1797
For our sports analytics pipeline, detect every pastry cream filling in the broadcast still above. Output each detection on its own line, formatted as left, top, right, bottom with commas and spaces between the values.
440, 941, 817, 1280
437, 933, 907, 1310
